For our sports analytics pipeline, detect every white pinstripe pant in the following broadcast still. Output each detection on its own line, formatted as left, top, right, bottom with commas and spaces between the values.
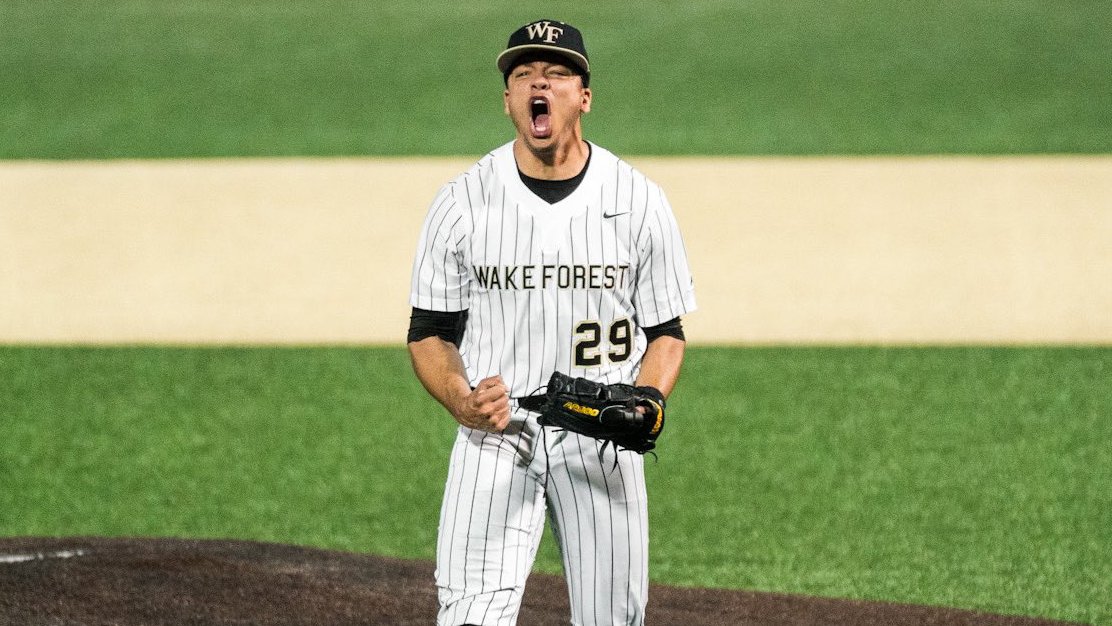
435, 410, 649, 626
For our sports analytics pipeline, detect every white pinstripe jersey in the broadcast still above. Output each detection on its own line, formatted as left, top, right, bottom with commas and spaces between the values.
410, 141, 696, 397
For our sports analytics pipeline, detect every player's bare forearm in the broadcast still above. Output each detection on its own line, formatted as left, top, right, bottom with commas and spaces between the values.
407, 336, 511, 432
408, 336, 470, 409
635, 336, 686, 398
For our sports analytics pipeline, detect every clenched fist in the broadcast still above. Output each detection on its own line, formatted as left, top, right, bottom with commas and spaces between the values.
452, 375, 511, 432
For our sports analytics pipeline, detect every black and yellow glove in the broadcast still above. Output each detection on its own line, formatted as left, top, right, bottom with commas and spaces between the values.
522, 371, 665, 454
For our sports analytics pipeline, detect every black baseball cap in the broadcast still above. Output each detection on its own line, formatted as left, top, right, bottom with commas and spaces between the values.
497, 20, 590, 85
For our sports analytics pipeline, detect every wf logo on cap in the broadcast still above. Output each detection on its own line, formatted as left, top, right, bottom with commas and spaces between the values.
497, 19, 590, 84
525, 21, 564, 43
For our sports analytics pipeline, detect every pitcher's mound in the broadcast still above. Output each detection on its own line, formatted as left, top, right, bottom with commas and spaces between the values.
0, 537, 1083, 625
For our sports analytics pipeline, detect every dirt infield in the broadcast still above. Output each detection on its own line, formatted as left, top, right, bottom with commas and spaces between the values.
0, 537, 1087, 626
3, 157, 1112, 344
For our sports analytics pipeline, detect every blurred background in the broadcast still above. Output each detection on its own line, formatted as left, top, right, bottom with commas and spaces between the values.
2, 0, 1109, 159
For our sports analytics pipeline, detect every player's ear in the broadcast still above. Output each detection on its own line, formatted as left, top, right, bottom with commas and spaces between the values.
581, 87, 592, 114
504, 89, 511, 115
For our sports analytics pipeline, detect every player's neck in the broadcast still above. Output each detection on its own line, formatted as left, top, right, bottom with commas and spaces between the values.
513, 135, 590, 181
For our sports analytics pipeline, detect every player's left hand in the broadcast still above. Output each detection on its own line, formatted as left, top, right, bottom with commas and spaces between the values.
526, 372, 666, 455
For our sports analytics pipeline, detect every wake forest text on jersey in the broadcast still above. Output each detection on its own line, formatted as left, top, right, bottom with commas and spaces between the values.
471, 263, 633, 291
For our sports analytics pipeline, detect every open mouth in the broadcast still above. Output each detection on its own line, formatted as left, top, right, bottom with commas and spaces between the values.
530, 97, 552, 138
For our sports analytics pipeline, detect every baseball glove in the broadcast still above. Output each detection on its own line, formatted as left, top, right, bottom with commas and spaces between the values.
521, 371, 666, 455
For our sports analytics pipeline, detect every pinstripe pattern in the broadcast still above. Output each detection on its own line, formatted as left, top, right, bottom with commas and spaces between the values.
414, 141, 695, 625
410, 141, 696, 395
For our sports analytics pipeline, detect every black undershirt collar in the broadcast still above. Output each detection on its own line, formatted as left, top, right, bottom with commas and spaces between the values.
518, 143, 592, 204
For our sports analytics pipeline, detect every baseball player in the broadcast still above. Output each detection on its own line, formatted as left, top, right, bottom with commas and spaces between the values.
407, 19, 696, 625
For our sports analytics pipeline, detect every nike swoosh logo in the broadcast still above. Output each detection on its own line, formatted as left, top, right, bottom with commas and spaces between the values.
603, 210, 629, 218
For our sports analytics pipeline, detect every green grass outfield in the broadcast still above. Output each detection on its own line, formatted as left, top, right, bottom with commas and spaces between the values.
2, 0, 1110, 158
1, 346, 1108, 624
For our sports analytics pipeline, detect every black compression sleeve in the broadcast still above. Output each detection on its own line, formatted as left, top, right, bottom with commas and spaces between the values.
407, 308, 468, 345
643, 317, 685, 342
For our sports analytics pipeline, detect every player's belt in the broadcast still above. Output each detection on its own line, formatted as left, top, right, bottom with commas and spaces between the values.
515, 394, 547, 412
